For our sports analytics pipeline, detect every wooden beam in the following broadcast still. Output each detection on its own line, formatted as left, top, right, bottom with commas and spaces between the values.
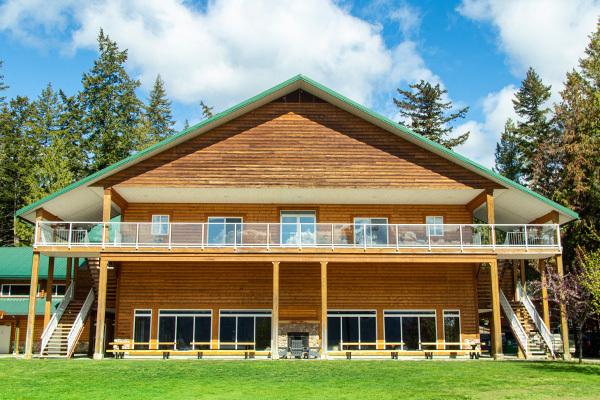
321, 261, 328, 358
555, 255, 571, 360
490, 260, 503, 359
466, 190, 488, 213
486, 189, 495, 225
93, 258, 108, 359
539, 259, 550, 330
23, 252, 41, 359
43, 257, 55, 329
272, 261, 279, 360
529, 211, 559, 225
36, 208, 62, 222
103, 189, 112, 246
108, 188, 129, 212
66, 258, 72, 288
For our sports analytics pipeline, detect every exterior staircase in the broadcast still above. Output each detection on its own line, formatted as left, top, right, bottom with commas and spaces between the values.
41, 299, 86, 358
508, 300, 549, 357
86, 258, 118, 309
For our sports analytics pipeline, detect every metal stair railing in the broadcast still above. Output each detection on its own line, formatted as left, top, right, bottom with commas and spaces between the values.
39, 283, 73, 357
517, 282, 555, 357
499, 288, 528, 356
66, 288, 95, 358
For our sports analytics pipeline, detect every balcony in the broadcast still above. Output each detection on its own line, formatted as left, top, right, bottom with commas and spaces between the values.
34, 222, 561, 258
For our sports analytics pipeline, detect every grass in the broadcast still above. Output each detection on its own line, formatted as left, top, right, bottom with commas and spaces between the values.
1, 358, 600, 399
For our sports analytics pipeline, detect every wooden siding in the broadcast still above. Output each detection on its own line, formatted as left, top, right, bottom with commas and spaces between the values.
115, 261, 478, 341
121, 203, 472, 224
96, 102, 501, 190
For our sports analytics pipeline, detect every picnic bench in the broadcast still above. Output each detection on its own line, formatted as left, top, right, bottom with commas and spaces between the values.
329, 342, 405, 359
420, 341, 483, 359
109, 341, 267, 359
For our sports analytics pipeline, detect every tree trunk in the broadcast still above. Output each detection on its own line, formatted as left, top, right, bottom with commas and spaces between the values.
578, 324, 583, 364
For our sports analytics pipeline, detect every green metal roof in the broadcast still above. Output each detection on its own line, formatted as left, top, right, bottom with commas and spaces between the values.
0, 297, 61, 315
0, 247, 85, 279
15, 74, 579, 222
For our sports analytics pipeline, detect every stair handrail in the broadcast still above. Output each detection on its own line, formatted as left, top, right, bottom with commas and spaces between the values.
499, 288, 528, 355
39, 283, 73, 356
66, 288, 95, 358
517, 281, 555, 356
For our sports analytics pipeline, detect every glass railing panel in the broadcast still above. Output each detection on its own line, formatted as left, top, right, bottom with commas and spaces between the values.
526, 225, 558, 247
169, 223, 204, 247
461, 225, 492, 247
239, 223, 268, 247
397, 225, 428, 247
427, 224, 460, 247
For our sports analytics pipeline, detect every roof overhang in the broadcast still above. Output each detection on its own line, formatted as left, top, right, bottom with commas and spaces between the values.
16, 75, 578, 225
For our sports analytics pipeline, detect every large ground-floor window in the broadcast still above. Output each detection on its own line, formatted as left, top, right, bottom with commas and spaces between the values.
219, 310, 272, 350
384, 310, 437, 350
443, 310, 461, 349
158, 310, 212, 350
133, 309, 152, 350
327, 310, 377, 350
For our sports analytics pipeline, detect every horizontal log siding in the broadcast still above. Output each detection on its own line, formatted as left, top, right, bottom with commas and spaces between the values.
115, 261, 477, 341
97, 102, 500, 190
122, 203, 471, 224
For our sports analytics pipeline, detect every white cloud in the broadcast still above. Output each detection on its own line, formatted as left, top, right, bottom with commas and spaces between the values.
0, 0, 436, 114
454, 85, 517, 168
458, 0, 600, 90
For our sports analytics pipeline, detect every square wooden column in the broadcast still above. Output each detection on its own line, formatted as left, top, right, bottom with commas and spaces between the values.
272, 261, 279, 360
490, 259, 503, 359
520, 259, 526, 287
539, 259, 551, 329
66, 258, 72, 288
43, 257, 55, 329
321, 261, 328, 358
556, 255, 571, 360
512, 260, 519, 301
23, 252, 41, 359
93, 258, 108, 360
72, 258, 79, 297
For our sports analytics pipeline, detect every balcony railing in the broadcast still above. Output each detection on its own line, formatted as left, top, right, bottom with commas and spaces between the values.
34, 222, 561, 252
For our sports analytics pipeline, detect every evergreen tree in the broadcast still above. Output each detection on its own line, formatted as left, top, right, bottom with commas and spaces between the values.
80, 29, 142, 173
494, 119, 521, 182
183, 119, 190, 130
394, 80, 470, 149
141, 74, 175, 147
58, 90, 86, 180
0, 61, 8, 106
0, 96, 34, 246
200, 100, 214, 120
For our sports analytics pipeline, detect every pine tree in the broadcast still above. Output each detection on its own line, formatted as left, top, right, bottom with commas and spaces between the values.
200, 100, 213, 120
58, 90, 86, 180
494, 119, 521, 182
0, 61, 8, 106
141, 74, 175, 147
394, 80, 470, 149
512, 67, 552, 183
80, 29, 142, 173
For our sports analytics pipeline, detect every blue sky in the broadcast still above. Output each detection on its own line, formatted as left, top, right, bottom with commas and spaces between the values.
1, 0, 599, 168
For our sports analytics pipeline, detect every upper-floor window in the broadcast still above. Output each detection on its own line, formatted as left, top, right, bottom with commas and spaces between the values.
207, 217, 242, 245
280, 211, 316, 245
354, 218, 388, 246
151, 215, 169, 235
52, 284, 66, 297
426, 216, 444, 236
1, 284, 37, 297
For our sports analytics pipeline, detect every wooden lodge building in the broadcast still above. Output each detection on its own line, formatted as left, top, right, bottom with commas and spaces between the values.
15, 75, 577, 360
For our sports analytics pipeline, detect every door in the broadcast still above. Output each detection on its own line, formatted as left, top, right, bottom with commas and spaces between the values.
280, 211, 316, 246
0, 325, 11, 354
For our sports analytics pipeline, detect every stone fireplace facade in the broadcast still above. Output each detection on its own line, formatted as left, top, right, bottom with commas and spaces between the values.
278, 323, 320, 348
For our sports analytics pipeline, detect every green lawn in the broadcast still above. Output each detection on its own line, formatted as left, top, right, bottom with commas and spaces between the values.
1, 358, 599, 399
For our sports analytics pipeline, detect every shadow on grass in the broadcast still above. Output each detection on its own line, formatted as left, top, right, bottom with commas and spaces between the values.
514, 360, 600, 376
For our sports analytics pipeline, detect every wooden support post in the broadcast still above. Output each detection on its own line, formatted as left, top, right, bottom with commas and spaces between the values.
520, 259, 526, 287
486, 190, 495, 225
72, 258, 79, 297
272, 261, 279, 360
512, 260, 519, 301
103, 189, 112, 245
23, 252, 41, 359
66, 258, 72, 288
490, 259, 503, 359
539, 259, 551, 330
43, 257, 55, 329
13, 320, 20, 355
556, 255, 571, 360
321, 261, 328, 358
93, 258, 108, 360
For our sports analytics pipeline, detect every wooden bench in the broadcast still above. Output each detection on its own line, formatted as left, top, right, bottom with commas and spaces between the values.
420, 342, 483, 359
335, 342, 405, 359
109, 342, 176, 359
109, 341, 266, 359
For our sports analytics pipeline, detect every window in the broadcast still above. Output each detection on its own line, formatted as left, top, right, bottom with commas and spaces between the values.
151, 215, 169, 235
158, 310, 212, 350
52, 284, 66, 296
1, 284, 36, 297
280, 211, 316, 246
384, 310, 437, 350
327, 310, 377, 350
426, 216, 444, 236
443, 310, 461, 350
354, 218, 388, 246
207, 217, 242, 245
219, 310, 272, 350
133, 309, 152, 350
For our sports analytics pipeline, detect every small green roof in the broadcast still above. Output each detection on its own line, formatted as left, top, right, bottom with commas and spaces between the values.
0, 247, 85, 279
0, 297, 61, 315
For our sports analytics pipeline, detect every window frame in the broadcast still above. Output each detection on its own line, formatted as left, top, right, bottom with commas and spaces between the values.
426, 216, 444, 237
0, 284, 39, 297
383, 309, 438, 351
51, 284, 66, 297
157, 309, 213, 350
280, 210, 317, 246
151, 215, 170, 236
327, 309, 378, 350
218, 309, 272, 350
442, 310, 461, 350
133, 309, 152, 350
353, 217, 389, 246
206, 217, 243, 246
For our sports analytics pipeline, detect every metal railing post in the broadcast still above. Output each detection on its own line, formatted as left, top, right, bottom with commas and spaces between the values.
234, 223, 237, 250
459, 225, 463, 252
428, 225, 431, 251
266, 224, 270, 251
135, 223, 139, 250
331, 224, 334, 251
524, 225, 529, 251
168, 223, 172, 250
396, 224, 399, 251
102, 222, 106, 250
68, 223, 73, 250
556, 224, 561, 250
201, 224, 205, 250
491, 225, 496, 251
363, 224, 367, 251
